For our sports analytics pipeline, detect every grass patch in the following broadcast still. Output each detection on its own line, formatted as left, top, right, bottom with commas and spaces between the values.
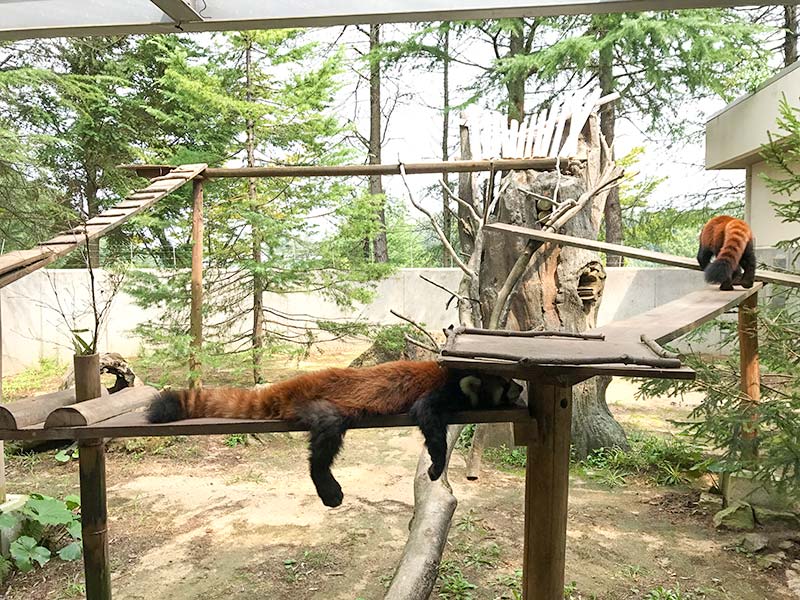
484, 445, 527, 472
576, 431, 704, 488
3, 358, 65, 401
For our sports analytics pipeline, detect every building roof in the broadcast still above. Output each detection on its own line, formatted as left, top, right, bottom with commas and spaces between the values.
0, 0, 787, 41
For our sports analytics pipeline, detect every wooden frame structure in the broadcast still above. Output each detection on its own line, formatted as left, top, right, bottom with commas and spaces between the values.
0, 161, 794, 600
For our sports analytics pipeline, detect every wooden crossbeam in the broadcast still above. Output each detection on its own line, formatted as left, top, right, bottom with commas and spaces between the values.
486, 223, 800, 288
0, 163, 206, 289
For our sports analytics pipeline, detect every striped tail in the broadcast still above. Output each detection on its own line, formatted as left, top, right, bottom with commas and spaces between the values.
704, 258, 736, 285
146, 390, 187, 423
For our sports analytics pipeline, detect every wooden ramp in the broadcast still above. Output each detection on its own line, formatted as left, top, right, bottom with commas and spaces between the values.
486, 223, 800, 288
0, 163, 207, 289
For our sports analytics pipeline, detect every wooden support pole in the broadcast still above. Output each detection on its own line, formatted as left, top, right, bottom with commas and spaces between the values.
189, 179, 204, 389
522, 382, 572, 600
79, 439, 111, 600
73, 353, 110, 599
738, 292, 760, 454
0, 296, 5, 503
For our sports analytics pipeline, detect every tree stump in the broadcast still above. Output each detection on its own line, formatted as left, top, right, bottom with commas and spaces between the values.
61, 352, 142, 394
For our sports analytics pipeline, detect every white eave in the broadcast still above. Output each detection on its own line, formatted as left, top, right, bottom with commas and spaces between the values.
705, 61, 800, 170
0, 0, 795, 41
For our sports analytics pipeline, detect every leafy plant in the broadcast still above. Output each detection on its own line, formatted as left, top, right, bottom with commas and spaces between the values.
437, 560, 476, 599
0, 494, 82, 576
55, 443, 79, 463
223, 434, 248, 448
485, 445, 528, 470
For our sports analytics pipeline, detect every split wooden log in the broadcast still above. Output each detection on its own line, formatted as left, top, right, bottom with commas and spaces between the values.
0, 388, 109, 430
385, 425, 463, 600
61, 352, 143, 393
45, 386, 159, 428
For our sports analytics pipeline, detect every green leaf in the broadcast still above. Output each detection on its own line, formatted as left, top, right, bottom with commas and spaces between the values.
64, 495, 81, 510
10, 536, 50, 572
57, 541, 82, 561
54, 450, 72, 463
66, 520, 82, 541
0, 513, 17, 529
23, 497, 75, 525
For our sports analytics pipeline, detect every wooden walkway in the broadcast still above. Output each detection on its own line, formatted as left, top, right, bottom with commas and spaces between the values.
486, 223, 800, 288
0, 164, 206, 289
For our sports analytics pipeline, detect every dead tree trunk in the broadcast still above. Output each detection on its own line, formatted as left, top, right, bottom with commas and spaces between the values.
478, 117, 628, 458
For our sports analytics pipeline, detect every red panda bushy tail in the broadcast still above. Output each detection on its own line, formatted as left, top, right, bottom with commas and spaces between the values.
704, 219, 751, 284
147, 390, 188, 423
704, 257, 736, 285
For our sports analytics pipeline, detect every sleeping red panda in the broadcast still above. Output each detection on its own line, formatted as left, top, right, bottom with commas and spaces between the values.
697, 215, 756, 291
147, 360, 523, 507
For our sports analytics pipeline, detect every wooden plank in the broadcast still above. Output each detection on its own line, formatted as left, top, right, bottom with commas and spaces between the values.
437, 356, 695, 381
0, 248, 53, 276
486, 223, 800, 287
738, 292, 760, 454
0, 406, 533, 442
78, 439, 111, 600
0, 163, 206, 289
0, 388, 107, 429
522, 383, 572, 599
593, 284, 762, 344
45, 386, 158, 428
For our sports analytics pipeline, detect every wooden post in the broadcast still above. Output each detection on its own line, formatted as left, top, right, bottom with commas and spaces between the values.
0, 296, 5, 503
189, 178, 204, 389
738, 292, 760, 454
79, 439, 111, 600
522, 382, 573, 600
74, 353, 110, 599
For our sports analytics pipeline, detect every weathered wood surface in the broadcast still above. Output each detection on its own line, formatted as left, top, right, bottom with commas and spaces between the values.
384, 426, 463, 600
0, 163, 206, 289
437, 356, 695, 381
0, 405, 531, 441
190, 178, 204, 389
487, 223, 800, 288
123, 158, 569, 180
79, 439, 111, 600
45, 386, 159, 428
592, 284, 762, 344
0, 388, 109, 429
521, 383, 573, 599
442, 330, 681, 368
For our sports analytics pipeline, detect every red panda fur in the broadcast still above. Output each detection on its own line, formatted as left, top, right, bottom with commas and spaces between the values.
158, 360, 448, 421
697, 216, 756, 290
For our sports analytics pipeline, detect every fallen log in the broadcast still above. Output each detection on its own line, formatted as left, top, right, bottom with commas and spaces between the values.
385, 425, 463, 600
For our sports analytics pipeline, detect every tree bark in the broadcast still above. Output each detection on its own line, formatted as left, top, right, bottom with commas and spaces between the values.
786, 5, 798, 67
245, 39, 265, 384
85, 165, 100, 268
506, 26, 526, 123
478, 116, 628, 458
369, 24, 389, 263
597, 29, 623, 268
441, 28, 452, 268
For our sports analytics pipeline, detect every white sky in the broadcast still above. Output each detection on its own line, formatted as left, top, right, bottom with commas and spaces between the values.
312, 23, 748, 215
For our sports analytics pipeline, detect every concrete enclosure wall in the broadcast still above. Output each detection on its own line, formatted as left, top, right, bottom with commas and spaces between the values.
1, 267, 716, 377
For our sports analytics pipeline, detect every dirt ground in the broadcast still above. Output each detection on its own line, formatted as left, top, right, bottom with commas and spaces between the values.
1, 350, 797, 600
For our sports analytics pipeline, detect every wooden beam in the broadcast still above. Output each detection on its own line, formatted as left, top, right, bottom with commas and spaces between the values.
190, 178, 204, 389
149, 0, 204, 22
592, 284, 762, 344
522, 382, 572, 599
78, 438, 111, 600
45, 387, 158, 428
486, 223, 800, 288
0, 388, 108, 429
122, 158, 565, 180
0, 406, 532, 442
738, 292, 760, 454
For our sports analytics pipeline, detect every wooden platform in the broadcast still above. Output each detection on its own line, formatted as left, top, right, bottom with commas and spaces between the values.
486, 223, 800, 287
0, 164, 206, 289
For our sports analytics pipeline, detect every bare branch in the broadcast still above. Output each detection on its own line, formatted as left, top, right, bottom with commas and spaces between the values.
389, 308, 440, 350
399, 163, 475, 279
404, 334, 439, 354
439, 179, 480, 225
418, 273, 480, 310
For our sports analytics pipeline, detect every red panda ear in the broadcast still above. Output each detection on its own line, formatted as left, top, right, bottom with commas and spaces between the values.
459, 376, 482, 406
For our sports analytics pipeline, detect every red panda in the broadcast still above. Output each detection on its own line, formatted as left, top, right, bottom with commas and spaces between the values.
697, 215, 756, 291
147, 361, 522, 507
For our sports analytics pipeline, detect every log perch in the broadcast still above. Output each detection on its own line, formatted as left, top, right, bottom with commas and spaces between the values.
45, 386, 159, 428
385, 425, 463, 600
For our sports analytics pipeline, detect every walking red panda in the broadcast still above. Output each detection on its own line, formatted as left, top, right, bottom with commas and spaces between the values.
147, 360, 523, 507
697, 215, 756, 290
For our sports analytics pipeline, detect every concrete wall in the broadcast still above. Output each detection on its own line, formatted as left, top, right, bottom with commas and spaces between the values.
1, 266, 719, 377
706, 62, 800, 170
